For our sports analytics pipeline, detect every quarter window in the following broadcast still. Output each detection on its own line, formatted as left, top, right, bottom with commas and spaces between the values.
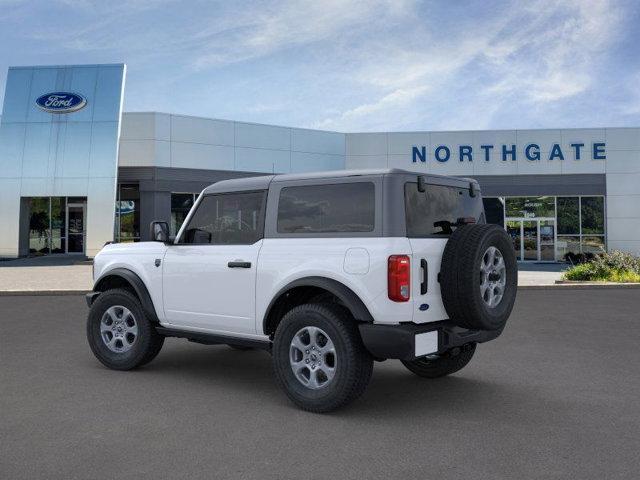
277, 183, 375, 234
180, 191, 265, 245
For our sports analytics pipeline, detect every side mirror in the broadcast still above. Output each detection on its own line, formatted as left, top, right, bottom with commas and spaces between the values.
150, 221, 170, 243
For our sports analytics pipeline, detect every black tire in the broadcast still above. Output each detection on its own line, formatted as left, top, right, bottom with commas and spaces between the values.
86, 288, 164, 370
440, 224, 517, 331
401, 343, 476, 378
272, 303, 373, 413
228, 344, 253, 351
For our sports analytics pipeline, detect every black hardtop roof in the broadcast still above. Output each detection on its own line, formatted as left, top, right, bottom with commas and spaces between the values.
201, 169, 477, 194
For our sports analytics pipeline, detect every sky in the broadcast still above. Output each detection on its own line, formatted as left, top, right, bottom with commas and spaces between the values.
0, 0, 638, 132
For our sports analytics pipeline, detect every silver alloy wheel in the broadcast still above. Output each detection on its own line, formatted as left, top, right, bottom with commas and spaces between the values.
100, 305, 138, 353
289, 326, 337, 389
480, 246, 507, 308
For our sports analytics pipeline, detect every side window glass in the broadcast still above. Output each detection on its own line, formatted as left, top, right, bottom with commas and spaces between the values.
181, 191, 264, 245
277, 182, 375, 233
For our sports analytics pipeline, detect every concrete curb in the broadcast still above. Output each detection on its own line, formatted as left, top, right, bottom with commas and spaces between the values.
0, 290, 90, 296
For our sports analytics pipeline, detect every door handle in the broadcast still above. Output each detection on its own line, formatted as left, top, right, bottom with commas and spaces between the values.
228, 261, 251, 268
420, 259, 428, 295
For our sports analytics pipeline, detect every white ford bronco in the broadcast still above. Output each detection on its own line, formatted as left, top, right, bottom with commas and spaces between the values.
87, 169, 517, 412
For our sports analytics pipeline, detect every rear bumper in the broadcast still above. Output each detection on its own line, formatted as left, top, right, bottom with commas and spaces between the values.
358, 321, 503, 361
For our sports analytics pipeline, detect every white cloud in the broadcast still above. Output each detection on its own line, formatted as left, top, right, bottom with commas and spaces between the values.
2, 0, 631, 130
313, 84, 428, 130
191, 0, 412, 69
314, 0, 625, 130
482, 0, 621, 103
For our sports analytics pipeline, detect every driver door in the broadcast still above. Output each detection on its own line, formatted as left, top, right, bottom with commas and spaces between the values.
162, 190, 266, 335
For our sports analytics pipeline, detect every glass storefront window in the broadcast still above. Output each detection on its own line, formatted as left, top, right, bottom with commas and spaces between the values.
505, 221, 522, 261
505, 196, 555, 218
582, 236, 606, 254
557, 197, 579, 234
581, 197, 605, 234
26, 197, 85, 255
522, 220, 538, 260
557, 236, 581, 260
539, 220, 555, 261
503, 195, 606, 261
505, 198, 524, 217
51, 197, 66, 254
115, 184, 140, 242
171, 193, 197, 236
29, 198, 50, 255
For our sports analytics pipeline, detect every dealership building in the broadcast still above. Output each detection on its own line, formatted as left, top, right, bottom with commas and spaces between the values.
1, 63, 639, 260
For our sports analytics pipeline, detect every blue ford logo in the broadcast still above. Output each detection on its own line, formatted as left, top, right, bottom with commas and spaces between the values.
35, 92, 87, 114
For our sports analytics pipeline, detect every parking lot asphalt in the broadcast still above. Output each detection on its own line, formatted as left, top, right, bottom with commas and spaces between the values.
1, 289, 639, 480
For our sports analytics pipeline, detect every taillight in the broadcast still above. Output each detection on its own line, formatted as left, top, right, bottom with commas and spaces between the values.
388, 255, 410, 302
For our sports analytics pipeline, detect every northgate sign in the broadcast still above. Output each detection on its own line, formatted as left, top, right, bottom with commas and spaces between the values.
411, 142, 606, 163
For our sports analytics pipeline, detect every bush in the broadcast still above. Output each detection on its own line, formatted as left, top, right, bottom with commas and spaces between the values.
563, 250, 640, 282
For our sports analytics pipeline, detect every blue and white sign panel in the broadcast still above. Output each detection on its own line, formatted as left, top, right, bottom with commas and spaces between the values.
35, 92, 87, 114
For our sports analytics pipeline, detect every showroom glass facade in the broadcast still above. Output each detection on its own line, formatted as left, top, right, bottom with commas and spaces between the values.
113, 190, 201, 243
114, 184, 140, 242
0, 64, 126, 258
112, 189, 200, 244
483, 196, 606, 261
26, 196, 87, 255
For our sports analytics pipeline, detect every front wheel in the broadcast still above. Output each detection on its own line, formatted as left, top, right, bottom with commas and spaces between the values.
272, 303, 373, 413
87, 288, 164, 370
401, 343, 476, 378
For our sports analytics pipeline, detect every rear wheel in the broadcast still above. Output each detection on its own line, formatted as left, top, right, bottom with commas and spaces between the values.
401, 344, 476, 378
87, 289, 164, 370
272, 303, 373, 413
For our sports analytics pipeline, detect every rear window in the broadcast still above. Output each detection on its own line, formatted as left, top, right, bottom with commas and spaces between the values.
277, 182, 375, 233
405, 182, 483, 237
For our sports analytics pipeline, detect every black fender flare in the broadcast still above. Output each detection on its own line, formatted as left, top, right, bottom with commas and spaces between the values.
262, 276, 374, 335
93, 268, 159, 322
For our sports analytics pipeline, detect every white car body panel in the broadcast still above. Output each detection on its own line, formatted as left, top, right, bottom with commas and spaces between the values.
93, 242, 168, 321
407, 238, 449, 323
255, 237, 448, 332
93, 235, 452, 338
161, 241, 263, 335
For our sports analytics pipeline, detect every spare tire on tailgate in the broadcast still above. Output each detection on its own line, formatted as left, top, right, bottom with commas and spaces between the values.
440, 224, 517, 331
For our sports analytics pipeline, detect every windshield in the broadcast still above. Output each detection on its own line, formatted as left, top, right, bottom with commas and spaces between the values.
404, 182, 484, 237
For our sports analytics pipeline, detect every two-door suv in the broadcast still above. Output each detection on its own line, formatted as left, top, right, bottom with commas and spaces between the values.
87, 169, 517, 412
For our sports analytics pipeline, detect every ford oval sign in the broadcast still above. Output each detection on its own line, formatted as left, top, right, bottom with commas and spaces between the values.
35, 92, 87, 114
